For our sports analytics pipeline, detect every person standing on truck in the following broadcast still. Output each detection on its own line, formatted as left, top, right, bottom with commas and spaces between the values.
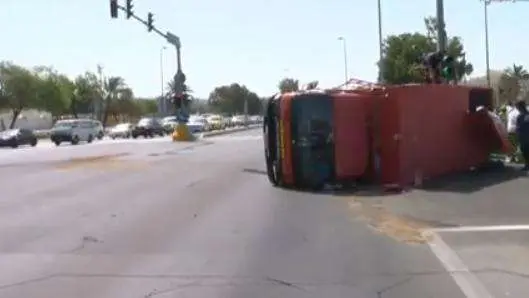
515, 100, 529, 171
422, 51, 443, 84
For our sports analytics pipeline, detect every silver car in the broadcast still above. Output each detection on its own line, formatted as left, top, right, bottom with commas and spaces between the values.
109, 123, 133, 139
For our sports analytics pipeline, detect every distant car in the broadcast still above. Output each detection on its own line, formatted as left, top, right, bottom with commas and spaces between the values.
187, 116, 206, 133
231, 115, 246, 127
0, 128, 38, 148
206, 115, 226, 130
109, 123, 133, 139
50, 119, 98, 146
132, 118, 165, 138
161, 116, 178, 134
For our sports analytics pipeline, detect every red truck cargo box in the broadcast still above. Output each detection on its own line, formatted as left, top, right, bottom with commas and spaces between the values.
378, 84, 508, 188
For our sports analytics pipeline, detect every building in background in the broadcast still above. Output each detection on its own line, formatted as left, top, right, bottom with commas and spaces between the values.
0, 109, 53, 130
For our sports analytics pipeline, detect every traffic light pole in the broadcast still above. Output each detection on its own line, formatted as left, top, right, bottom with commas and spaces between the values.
435, 0, 447, 52
110, 0, 191, 140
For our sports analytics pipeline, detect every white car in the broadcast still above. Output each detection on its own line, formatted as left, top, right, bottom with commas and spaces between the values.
161, 116, 179, 133
109, 123, 133, 139
49, 119, 100, 146
206, 115, 226, 130
187, 116, 207, 133
231, 115, 246, 126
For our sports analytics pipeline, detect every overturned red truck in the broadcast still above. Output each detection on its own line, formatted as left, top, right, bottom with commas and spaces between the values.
263, 80, 513, 190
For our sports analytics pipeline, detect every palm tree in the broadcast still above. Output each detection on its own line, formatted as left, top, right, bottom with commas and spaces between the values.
505, 64, 529, 80
502, 64, 529, 104
166, 78, 192, 95
102, 76, 125, 126
165, 77, 192, 114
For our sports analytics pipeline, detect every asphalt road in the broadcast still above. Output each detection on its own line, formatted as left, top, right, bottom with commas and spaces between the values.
0, 128, 527, 297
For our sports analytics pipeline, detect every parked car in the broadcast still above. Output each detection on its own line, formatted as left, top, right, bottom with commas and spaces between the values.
0, 128, 38, 148
206, 115, 226, 130
231, 115, 246, 127
109, 123, 133, 139
91, 120, 105, 139
161, 116, 178, 134
132, 118, 165, 138
50, 119, 99, 146
187, 116, 207, 133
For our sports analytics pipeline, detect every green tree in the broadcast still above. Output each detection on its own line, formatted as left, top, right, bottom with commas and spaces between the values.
34, 67, 74, 119
497, 73, 520, 106
505, 64, 529, 80
0, 62, 41, 128
278, 78, 299, 93
107, 87, 135, 122
380, 16, 473, 84
208, 83, 261, 115
188, 99, 211, 114
73, 72, 102, 118
498, 64, 529, 105
135, 98, 158, 115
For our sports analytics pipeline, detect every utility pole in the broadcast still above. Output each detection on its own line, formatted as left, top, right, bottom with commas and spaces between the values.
436, 0, 447, 52
337, 37, 349, 84
159, 46, 166, 115
96, 64, 104, 121
377, 0, 384, 83
480, 0, 527, 87
484, 0, 491, 87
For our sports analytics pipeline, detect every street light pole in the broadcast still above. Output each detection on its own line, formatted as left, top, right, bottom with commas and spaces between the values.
338, 37, 348, 83
481, 0, 527, 87
159, 46, 166, 115
484, 1, 491, 87
377, 0, 384, 82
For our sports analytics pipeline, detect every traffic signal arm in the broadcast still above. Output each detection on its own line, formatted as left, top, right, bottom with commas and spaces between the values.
108, 1, 174, 43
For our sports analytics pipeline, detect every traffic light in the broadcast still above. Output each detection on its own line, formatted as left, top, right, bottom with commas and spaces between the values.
441, 55, 456, 83
147, 12, 154, 32
172, 93, 183, 109
126, 0, 133, 19
110, 0, 118, 18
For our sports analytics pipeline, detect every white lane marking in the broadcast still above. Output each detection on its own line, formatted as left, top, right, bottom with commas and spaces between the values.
432, 225, 529, 233
426, 232, 494, 298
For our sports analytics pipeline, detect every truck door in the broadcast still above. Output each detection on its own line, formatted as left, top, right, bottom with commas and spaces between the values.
291, 94, 334, 189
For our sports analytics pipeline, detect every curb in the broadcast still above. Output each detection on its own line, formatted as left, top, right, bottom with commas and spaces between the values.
201, 125, 261, 138
34, 125, 262, 140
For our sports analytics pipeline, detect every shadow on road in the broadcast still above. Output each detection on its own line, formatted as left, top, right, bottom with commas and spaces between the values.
420, 163, 525, 194
242, 163, 526, 196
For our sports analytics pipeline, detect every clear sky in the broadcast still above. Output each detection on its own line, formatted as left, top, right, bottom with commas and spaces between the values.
1, 0, 527, 99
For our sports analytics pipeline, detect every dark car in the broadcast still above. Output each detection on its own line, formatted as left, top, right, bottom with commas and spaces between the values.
0, 128, 38, 148
131, 118, 165, 138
